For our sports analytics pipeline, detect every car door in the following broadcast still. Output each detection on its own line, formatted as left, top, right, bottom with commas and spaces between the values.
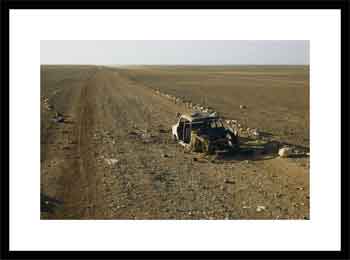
177, 118, 186, 141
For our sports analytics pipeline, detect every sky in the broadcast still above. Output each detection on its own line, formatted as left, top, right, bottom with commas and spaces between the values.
41, 40, 309, 65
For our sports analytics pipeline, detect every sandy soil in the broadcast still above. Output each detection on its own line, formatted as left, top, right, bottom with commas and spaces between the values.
41, 65, 309, 220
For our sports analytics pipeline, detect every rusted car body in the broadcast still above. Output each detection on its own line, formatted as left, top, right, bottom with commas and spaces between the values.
172, 112, 239, 154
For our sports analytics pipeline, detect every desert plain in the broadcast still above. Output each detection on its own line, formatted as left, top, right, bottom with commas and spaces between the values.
41, 65, 309, 219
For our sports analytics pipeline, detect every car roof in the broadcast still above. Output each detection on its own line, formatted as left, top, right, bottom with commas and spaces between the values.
181, 112, 219, 122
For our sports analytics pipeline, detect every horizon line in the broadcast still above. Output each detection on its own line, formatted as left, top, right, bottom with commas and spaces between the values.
41, 63, 310, 66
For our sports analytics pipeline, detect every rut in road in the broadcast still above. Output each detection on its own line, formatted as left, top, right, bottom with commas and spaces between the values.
43, 69, 191, 219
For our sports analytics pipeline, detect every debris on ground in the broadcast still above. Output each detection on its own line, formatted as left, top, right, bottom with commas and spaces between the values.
224, 179, 235, 184
193, 157, 211, 163
43, 97, 54, 111
52, 116, 64, 123
256, 205, 266, 212
41, 66, 310, 220
104, 158, 119, 166
128, 131, 138, 136
140, 133, 151, 142
51, 111, 65, 123
278, 147, 293, 158
240, 105, 247, 109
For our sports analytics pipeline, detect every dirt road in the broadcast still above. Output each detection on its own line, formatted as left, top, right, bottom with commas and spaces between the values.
41, 66, 309, 219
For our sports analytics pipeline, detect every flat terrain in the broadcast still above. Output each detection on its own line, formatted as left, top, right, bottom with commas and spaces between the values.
41, 65, 309, 219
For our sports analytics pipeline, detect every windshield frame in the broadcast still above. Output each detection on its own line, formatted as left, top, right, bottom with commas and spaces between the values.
191, 118, 224, 130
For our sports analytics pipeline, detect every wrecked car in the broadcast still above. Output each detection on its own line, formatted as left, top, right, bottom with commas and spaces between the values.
172, 112, 239, 154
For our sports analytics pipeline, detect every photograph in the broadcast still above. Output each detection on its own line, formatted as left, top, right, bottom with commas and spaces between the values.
5, 3, 348, 256
40, 40, 310, 220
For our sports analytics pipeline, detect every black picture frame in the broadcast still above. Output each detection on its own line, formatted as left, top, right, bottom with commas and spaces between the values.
1, 0, 349, 259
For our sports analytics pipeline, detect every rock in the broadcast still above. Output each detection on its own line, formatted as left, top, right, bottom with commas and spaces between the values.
278, 147, 293, 157
55, 111, 63, 117
240, 105, 247, 109
105, 158, 119, 166
141, 133, 151, 139
224, 179, 235, 184
52, 116, 64, 123
256, 205, 266, 212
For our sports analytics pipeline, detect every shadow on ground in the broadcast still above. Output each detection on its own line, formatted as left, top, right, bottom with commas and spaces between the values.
41, 193, 63, 214
214, 135, 309, 162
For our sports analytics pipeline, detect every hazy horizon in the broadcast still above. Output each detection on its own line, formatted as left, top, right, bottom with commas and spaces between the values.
41, 40, 309, 65
40, 64, 309, 66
